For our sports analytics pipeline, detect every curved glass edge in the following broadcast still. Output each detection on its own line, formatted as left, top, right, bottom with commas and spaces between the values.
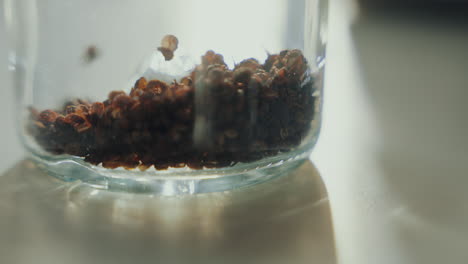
29, 149, 312, 195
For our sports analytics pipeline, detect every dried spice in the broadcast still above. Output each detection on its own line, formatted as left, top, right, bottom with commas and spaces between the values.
157, 35, 179, 61
83, 45, 99, 63
28, 49, 317, 170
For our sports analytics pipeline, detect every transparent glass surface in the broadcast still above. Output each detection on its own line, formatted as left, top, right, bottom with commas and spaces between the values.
4, 0, 328, 193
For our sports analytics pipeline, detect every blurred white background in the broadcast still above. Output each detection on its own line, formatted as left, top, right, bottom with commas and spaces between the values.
312, 1, 468, 264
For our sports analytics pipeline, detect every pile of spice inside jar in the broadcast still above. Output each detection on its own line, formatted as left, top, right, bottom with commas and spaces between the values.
28, 48, 317, 170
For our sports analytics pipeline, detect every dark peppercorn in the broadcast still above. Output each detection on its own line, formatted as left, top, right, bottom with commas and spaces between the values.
38, 110, 59, 124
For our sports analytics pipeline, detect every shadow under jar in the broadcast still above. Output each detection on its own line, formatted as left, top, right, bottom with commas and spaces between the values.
5, 0, 328, 194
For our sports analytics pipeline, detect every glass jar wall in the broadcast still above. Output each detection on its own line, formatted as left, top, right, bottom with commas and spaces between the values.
4, 0, 328, 194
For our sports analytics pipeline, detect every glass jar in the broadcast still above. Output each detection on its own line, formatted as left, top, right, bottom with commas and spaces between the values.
4, 0, 328, 194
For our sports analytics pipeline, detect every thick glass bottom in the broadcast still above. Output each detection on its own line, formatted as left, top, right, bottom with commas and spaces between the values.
29, 148, 311, 195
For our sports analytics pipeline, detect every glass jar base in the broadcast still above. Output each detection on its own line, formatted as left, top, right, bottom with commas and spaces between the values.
29, 150, 310, 195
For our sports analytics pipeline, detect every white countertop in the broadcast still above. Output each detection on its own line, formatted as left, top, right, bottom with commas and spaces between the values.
0, 160, 336, 264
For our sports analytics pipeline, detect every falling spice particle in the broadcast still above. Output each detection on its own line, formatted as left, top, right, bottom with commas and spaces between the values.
157, 35, 179, 61
84, 45, 99, 63
28, 49, 317, 170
